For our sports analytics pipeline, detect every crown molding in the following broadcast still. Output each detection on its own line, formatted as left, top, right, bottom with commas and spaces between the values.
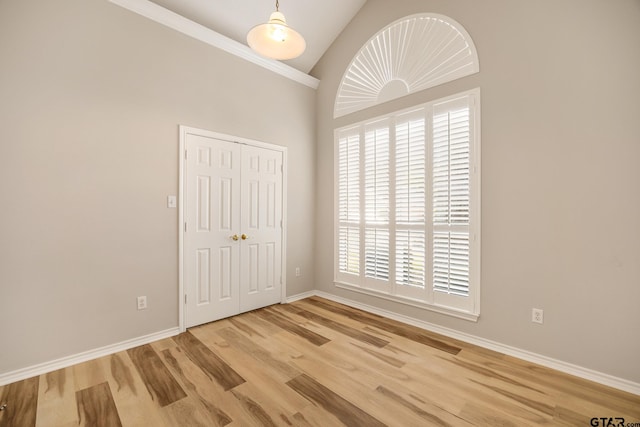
108, 0, 319, 89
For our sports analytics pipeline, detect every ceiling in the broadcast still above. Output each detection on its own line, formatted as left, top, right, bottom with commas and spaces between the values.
148, 0, 367, 73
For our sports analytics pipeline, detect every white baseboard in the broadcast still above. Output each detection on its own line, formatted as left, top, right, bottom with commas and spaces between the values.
0, 327, 180, 386
290, 290, 640, 396
286, 291, 316, 303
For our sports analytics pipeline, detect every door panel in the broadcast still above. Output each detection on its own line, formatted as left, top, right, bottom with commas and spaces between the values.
185, 134, 241, 327
240, 145, 283, 312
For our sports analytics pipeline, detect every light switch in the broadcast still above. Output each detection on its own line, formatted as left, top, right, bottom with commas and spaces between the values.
167, 195, 177, 208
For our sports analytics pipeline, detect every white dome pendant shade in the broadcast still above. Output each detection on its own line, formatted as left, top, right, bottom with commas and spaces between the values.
247, 1, 306, 60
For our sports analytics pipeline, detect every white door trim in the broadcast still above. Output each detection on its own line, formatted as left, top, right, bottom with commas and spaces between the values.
178, 125, 288, 332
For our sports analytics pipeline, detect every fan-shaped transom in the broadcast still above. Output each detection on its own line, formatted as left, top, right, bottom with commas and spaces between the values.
334, 13, 479, 118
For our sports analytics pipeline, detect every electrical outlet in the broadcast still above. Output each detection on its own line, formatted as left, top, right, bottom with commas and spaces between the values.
137, 296, 147, 310
295, 267, 301, 277
532, 308, 543, 324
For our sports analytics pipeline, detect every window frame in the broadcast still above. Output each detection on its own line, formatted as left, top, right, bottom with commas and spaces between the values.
334, 88, 481, 321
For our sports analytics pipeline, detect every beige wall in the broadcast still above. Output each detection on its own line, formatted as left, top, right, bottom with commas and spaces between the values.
312, 0, 640, 382
0, 0, 315, 374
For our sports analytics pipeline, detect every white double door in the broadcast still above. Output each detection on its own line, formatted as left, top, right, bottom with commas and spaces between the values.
184, 133, 283, 327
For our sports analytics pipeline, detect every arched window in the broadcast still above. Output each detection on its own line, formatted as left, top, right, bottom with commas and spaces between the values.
334, 15, 481, 320
334, 14, 479, 118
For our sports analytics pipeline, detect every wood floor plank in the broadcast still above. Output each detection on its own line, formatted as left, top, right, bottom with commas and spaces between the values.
163, 337, 302, 427
160, 396, 216, 427
103, 352, 169, 427
191, 326, 312, 415
160, 346, 239, 426
227, 316, 265, 339
297, 338, 405, 389
76, 382, 122, 427
276, 303, 390, 348
408, 360, 554, 425
109, 353, 138, 396
215, 327, 301, 381
375, 384, 473, 427
127, 344, 187, 407
554, 405, 594, 426
35, 368, 77, 427
267, 305, 349, 344
306, 297, 461, 354
73, 358, 106, 392
229, 388, 280, 427
459, 401, 530, 427
349, 342, 405, 368
291, 405, 346, 427
150, 337, 178, 354
470, 379, 556, 417
253, 307, 331, 346
222, 316, 306, 362
287, 340, 464, 426
437, 354, 545, 393
287, 374, 387, 427
230, 311, 284, 336
295, 300, 396, 339
461, 347, 640, 420
0, 377, 39, 427
503, 354, 640, 418
173, 331, 245, 391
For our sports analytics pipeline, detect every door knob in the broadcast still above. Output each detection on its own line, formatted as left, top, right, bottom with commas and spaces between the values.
230, 234, 239, 241
241, 234, 248, 240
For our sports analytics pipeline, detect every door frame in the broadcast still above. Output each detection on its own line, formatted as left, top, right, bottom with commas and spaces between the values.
178, 125, 288, 332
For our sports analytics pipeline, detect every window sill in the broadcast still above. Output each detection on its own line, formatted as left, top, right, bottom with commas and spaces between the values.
334, 281, 479, 322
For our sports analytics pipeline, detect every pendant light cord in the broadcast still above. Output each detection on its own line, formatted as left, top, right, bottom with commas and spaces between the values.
275, 0, 279, 11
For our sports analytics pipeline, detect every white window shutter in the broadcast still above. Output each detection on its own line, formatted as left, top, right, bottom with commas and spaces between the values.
432, 97, 471, 297
395, 115, 426, 292
433, 231, 470, 296
364, 127, 390, 225
338, 226, 360, 275
396, 229, 426, 288
337, 133, 360, 275
364, 126, 390, 282
338, 134, 360, 224
396, 118, 426, 224
433, 103, 470, 225
365, 228, 390, 280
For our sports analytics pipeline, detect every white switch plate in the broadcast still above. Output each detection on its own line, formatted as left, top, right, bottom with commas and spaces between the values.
167, 195, 177, 208
295, 267, 301, 277
137, 296, 147, 310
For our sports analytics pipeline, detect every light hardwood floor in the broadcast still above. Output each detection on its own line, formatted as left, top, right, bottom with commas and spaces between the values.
1, 296, 638, 426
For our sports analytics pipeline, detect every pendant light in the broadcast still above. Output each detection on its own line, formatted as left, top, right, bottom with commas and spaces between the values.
246, 0, 306, 60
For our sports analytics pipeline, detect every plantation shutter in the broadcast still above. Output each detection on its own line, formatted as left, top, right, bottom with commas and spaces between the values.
338, 132, 360, 276
334, 89, 479, 318
395, 114, 426, 295
364, 125, 390, 284
432, 98, 471, 297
